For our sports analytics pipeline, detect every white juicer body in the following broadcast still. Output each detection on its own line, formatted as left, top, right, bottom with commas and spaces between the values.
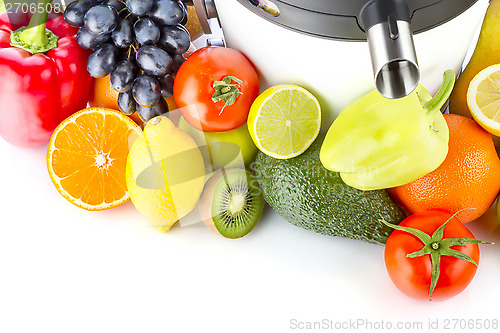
213, 0, 489, 131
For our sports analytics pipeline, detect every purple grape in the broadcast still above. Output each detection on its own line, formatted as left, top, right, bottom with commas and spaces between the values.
136, 45, 173, 76
132, 74, 161, 107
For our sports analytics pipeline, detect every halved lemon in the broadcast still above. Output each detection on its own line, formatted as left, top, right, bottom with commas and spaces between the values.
247, 85, 321, 159
467, 64, 500, 137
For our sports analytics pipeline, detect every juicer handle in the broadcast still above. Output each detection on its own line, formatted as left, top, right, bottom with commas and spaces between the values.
247, 0, 280, 17
360, 0, 420, 99
193, 0, 218, 34
192, 0, 227, 46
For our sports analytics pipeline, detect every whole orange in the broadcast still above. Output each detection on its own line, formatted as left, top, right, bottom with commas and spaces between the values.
89, 75, 178, 125
89, 75, 119, 110
389, 114, 500, 223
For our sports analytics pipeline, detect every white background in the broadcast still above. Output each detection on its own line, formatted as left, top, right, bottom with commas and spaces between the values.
1, 9, 500, 333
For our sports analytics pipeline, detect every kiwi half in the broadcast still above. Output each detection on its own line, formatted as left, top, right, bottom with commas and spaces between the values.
199, 169, 263, 239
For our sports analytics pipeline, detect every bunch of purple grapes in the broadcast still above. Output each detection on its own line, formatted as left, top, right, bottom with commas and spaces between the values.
64, 0, 191, 122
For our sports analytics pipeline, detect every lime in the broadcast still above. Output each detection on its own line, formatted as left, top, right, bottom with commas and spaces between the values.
247, 85, 321, 159
467, 64, 500, 137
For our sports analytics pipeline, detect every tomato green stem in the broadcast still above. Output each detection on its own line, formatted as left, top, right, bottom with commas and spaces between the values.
381, 208, 492, 301
10, 0, 59, 54
212, 76, 243, 114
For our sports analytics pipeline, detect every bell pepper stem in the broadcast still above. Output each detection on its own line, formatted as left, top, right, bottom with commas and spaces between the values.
423, 70, 456, 118
10, 0, 59, 54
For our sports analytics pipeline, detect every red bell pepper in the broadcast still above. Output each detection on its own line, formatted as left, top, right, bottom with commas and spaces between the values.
0, 0, 92, 148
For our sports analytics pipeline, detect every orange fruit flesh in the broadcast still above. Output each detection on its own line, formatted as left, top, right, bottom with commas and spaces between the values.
47, 108, 141, 210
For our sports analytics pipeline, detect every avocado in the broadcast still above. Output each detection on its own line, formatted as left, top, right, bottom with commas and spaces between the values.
252, 137, 405, 244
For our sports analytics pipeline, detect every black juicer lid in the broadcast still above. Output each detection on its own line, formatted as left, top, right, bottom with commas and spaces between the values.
237, 0, 479, 40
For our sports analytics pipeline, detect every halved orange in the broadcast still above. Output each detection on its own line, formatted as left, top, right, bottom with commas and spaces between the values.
47, 108, 141, 211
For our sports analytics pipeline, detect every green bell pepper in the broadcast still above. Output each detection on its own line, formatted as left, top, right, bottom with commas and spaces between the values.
320, 70, 455, 191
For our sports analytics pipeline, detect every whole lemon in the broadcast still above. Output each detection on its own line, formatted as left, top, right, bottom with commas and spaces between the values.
126, 116, 205, 231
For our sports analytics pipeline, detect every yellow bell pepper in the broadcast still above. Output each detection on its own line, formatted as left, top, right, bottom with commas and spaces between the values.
320, 70, 455, 191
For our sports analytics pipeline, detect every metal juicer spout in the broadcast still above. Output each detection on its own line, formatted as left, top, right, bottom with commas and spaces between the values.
360, 0, 420, 99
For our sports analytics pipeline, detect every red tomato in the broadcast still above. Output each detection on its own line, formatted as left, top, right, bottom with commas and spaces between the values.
173, 46, 260, 132
384, 210, 486, 301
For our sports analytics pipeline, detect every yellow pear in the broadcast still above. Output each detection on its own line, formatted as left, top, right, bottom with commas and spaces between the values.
449, 0, 500, 147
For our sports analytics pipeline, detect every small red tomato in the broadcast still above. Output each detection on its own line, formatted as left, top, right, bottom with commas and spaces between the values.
173, 46, 260, 132
383, 210, 490, 301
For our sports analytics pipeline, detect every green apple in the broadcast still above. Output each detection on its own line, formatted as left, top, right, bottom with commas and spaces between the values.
177, 116, 258, 172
